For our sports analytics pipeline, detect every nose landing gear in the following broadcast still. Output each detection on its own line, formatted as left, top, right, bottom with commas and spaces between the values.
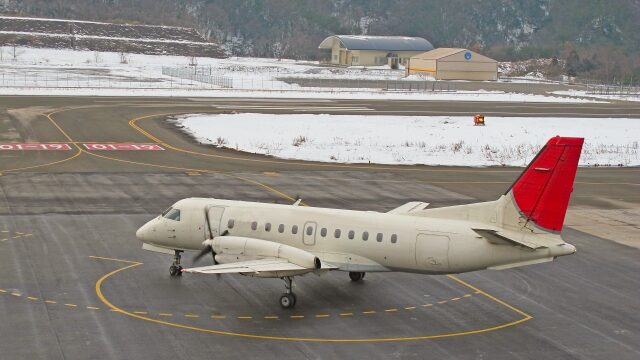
169, 250, 183, 277
279, 276, 297, 308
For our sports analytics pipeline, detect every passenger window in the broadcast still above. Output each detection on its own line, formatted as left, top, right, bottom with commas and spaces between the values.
391, 234, 398, 243
320, 228, 327, 237
377, 233, 383, 242
251, 221, 257, 230
348, 230, 354, 239
334, 229, 341, 238
164, 208, 181, 221
362, 231, 369, 241
265, 223, 271, 232
278, 224, 285, 233
306, 226, 313, 236
292, 225, 298, 234
227, 219, 234, 229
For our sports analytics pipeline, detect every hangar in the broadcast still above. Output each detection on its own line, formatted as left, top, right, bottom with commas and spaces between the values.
318, 35, 434, 67
407, 48, 498, 81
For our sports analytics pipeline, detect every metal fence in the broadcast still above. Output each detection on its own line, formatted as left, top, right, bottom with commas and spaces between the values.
161, 66, 233, 88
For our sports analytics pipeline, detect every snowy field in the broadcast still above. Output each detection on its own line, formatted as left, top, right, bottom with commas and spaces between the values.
173, 113, 640, 167
0, 46, 603, 102
552, 90, 640, 102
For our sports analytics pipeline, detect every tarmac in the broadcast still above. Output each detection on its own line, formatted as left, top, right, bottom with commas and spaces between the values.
0, 96, 639, 359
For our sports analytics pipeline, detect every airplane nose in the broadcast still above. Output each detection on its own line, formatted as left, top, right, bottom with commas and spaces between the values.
136, 222, 150, 242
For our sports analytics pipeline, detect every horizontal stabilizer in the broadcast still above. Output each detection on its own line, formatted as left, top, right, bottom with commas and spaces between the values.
388, 202, 430, 214
472, 228, 547, 250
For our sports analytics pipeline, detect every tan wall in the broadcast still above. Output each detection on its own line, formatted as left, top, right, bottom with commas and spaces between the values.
334, 49, 426, 66
437, 61, 497, 72
407, 58, 437, 75
436, 70, 497, 81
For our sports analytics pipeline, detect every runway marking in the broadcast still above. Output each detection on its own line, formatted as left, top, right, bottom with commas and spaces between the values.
45, 300, 56, 304
0, 143, 72, 151
2, 259, 481, 326
289, 315, 304, 319
83, 143, 165, 151
422, 304, 433, 307
0, 231, 33, 243
438, 300, 448, 304
0, 289, 6, 293
264, 316, 279, 320
1, 110, 82, 173
452, 297, 461, 301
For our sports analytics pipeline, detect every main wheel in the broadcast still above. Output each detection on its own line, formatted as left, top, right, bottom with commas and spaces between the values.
279, 293, 296, 308
349, 272, 364, 282
169, 265, 182, 277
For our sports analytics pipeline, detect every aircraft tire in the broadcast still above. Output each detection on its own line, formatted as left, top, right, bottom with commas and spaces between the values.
349, 272, 364, 282
279, 293, 296, 308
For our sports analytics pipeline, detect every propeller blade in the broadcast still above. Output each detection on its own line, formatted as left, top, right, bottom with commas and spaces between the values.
193, 245, 212, 263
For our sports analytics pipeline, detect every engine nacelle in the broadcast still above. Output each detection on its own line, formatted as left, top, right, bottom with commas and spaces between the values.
210, 236, 321, 270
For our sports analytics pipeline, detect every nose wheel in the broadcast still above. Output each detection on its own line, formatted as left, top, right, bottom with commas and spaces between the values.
169, 250, 183, 277
279, 276, 297, 308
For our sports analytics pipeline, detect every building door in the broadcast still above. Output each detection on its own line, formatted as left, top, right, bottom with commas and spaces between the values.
415, 234, 450, 270
303, 221, 317, 246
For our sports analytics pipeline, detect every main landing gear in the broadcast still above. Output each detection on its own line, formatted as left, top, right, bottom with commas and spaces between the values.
169, 250, 183, 277
349, 272, 365, 282
279, 276, 297, 309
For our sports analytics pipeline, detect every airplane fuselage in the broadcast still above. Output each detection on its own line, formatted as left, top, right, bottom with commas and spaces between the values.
137, 197, 572, 275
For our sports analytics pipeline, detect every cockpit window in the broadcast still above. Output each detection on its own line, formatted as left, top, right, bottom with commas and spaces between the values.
161, 207, 173, 217
163, 208, 181, 221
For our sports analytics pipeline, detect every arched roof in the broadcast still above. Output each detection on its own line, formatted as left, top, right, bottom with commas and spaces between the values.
319, 35, 433, 52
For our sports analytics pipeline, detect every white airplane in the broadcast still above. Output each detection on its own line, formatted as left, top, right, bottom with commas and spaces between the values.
136, 136, 583, 308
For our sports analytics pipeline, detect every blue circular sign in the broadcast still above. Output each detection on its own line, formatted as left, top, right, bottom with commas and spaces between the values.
464, 51, 472, 60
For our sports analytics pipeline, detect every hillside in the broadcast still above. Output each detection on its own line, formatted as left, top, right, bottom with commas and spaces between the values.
0, 16, 223, 57
2, 0, 639, 80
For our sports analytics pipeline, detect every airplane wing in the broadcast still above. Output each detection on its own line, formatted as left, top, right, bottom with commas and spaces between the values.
183, 258, 337, 276
388, 201, 430, 214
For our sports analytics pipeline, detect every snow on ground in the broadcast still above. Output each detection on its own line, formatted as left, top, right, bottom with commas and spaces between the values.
552, 90, 640, 102
0, 46, 603, 102
173, 113, 640, 167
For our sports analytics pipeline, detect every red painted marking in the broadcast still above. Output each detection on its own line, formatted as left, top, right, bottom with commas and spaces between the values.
0, 143, 71, 151
510, 136, 584, 232
83, 143, 164, 151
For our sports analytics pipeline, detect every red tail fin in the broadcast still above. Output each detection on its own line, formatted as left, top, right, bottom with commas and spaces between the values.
508, 136, 584, 232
